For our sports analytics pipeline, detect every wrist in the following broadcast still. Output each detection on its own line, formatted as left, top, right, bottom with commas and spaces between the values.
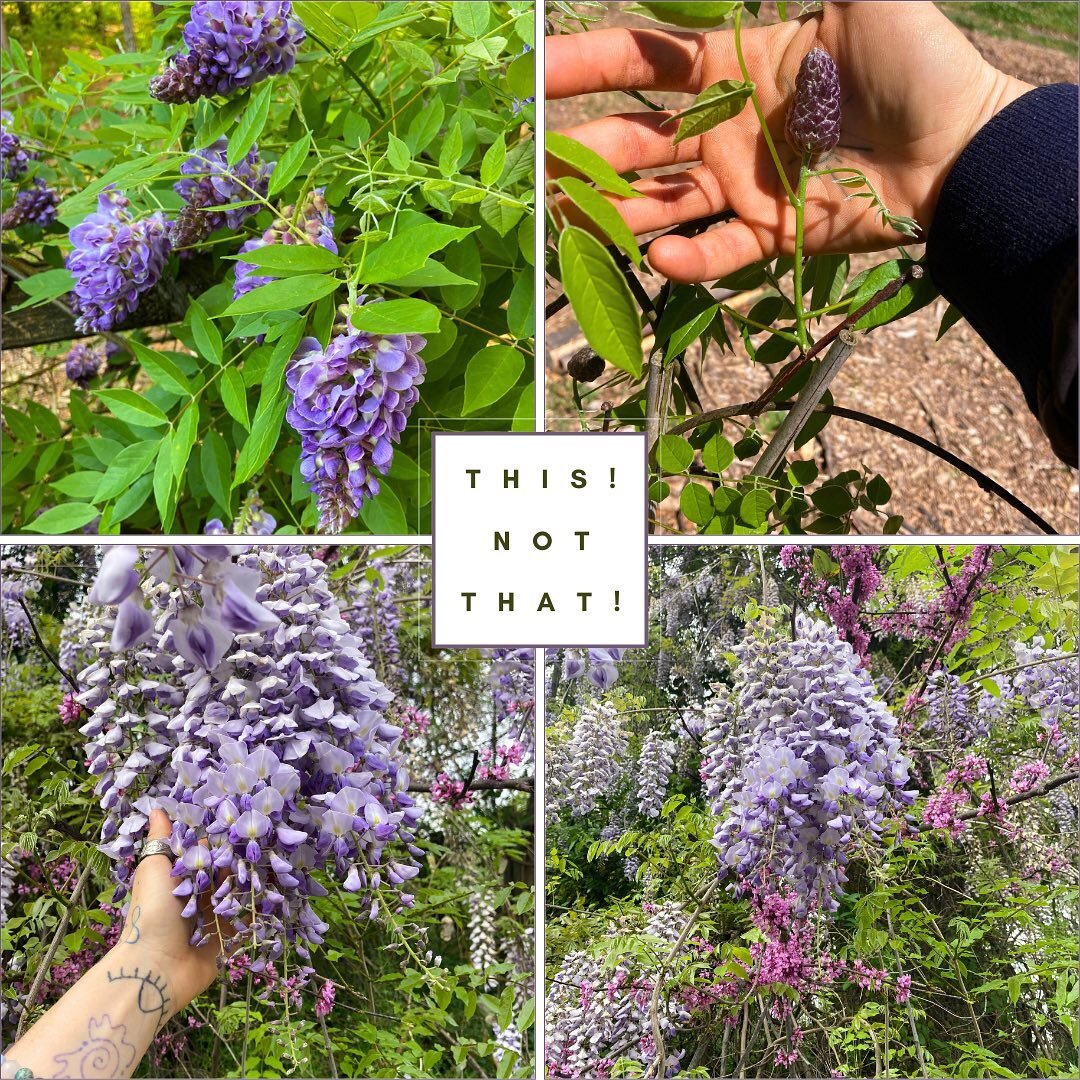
919, 68, 1034, 232
105, 942, 201, 1018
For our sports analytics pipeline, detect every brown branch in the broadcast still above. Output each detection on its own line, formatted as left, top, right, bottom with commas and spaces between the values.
957, 769, 1078, 821
17, 597, 79, 691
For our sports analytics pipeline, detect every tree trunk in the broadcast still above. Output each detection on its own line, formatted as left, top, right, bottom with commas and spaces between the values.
120, 1, 136, 52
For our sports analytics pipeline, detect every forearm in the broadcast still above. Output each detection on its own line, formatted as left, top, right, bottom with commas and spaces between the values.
1, 944, 182, 1080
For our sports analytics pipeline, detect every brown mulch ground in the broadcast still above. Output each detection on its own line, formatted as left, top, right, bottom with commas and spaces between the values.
545, 4, 1080, 536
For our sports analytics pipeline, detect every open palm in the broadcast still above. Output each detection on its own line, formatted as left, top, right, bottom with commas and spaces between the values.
547, 2, 1030, 282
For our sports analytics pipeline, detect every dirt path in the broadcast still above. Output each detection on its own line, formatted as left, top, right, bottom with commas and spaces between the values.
545, 4, 1079, 535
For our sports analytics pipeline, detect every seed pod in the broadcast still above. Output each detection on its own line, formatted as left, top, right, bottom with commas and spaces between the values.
566, 346, 606, 383
785, 47, 841, 158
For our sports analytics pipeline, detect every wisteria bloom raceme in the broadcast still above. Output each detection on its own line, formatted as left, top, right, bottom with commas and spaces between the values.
702, 616, 916, 912
2, 178, 59, 230
547, 701, 629, 822
64, 343, 102, 388
343, 557, 405, 674
1, 113, 32, 180
205, 490, 277, 535
66, 189, 171, 333
561, 647, 625, 690
150, 1, 305, 103
468, 887, 499, 990
77, 547, 422, 978
785, 47, 841, 157
545, 902, 689, 1079
173, 139, 271, 248
233, 187, 336, 300
1, 554, 42, 652
1008, 637, 1079, 756
920, 670, 990, 743
636, 731, 675, 818
285, 305, 426, 532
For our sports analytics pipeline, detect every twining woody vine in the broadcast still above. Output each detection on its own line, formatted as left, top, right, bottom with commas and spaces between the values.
545, 1, 1058, 535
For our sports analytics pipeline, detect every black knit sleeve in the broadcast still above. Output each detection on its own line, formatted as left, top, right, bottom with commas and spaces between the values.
926, 83, 1078, 468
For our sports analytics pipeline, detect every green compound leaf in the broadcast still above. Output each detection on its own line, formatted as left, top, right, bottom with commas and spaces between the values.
701, 433, 734, 475
190, 298, 223, 366
23, 503, 100, 534
811, 484, 855, 516
556, 176, 642, 267
94, 440, 160, 502
657, 434, 694, 475
463, 345, 525, 415
227, 80, 272, 166
224, 274, 341, 316
229, 243, 342, 274
680, 482, 715, 527
268, 133, 310, 197
937, 302, 964, 340
849, 260, 938, 331
546, 131, 642, 200
558, 227, 642, 378
664, 79, 753, 145
349, 299, 441, 335
92, 389, 169, 428
739, 488, 773, 527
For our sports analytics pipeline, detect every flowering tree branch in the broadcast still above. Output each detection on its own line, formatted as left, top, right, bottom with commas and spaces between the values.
957, 768, 1078, 821
407, 777, 533, 794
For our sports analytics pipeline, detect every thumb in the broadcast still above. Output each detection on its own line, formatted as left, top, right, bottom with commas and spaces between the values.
146, 806, 173, 843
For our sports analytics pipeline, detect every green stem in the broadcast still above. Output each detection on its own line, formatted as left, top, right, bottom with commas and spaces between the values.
792, 155, 810, 351
734, 8, 796, 205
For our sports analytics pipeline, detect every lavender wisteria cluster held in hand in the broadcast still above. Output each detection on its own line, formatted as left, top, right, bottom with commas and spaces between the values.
65, 188, 171, 333
702, 615, 916, 913
150, 1, 305, 104
285, 304, 427, 532
173, 138, 272, 248
76, 546, 422, 979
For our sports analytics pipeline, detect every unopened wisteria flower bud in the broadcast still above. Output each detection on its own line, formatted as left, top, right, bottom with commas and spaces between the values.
785, 47, 841, 158
64, 343, 102, 389
150, 1, 305, 104
285, 302, 426, 532
66, 189, 171, 333
2, 178, 59, 230
173, 139, 271, 248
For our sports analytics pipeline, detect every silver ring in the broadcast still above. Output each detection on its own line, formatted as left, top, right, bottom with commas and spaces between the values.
138, 839, 175, 864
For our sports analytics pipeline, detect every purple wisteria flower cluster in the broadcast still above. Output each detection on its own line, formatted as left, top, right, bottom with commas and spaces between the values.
561, 648, 625, 691
65, 189, 171, 333
1003, 637, 1078, 758
173, 138, 271, 248
2, 178, 59, 230
285, 304, 426, 533
342, 557, 406, 676
636, 731, 675, 819
150, 1, 305, 104
468, 886, 499, 990
701, 615, 916, 912
547, 702, 628, 823
233, 187, 337, 298
1, 112, 32, 180
64, 343, 103, 388
1, 554, 41, 653
76, 546, 422, 977
205, 490, 277, 535
545, 901, 690, 1079
919, 670, 991, 744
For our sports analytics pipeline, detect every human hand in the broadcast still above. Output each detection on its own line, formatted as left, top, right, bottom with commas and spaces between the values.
111, 808, 221, 1014
547, 2, 1032, 283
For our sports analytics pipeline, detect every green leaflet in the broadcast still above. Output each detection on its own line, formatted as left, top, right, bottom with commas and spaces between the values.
558, 227, 642, 379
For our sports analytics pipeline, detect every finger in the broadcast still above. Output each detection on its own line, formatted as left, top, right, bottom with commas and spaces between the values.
550, 113, 701, 177
131, 807, 176, 894
647, 220, 773, 284
146, 808, 172, 842
546, 28, 709, 98
617, 165, 729, 237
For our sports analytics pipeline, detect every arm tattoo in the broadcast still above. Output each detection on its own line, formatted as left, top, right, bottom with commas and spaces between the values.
105, 967, 171, 1031
121, 904, 141, 945
51, 1014, 136, 1078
